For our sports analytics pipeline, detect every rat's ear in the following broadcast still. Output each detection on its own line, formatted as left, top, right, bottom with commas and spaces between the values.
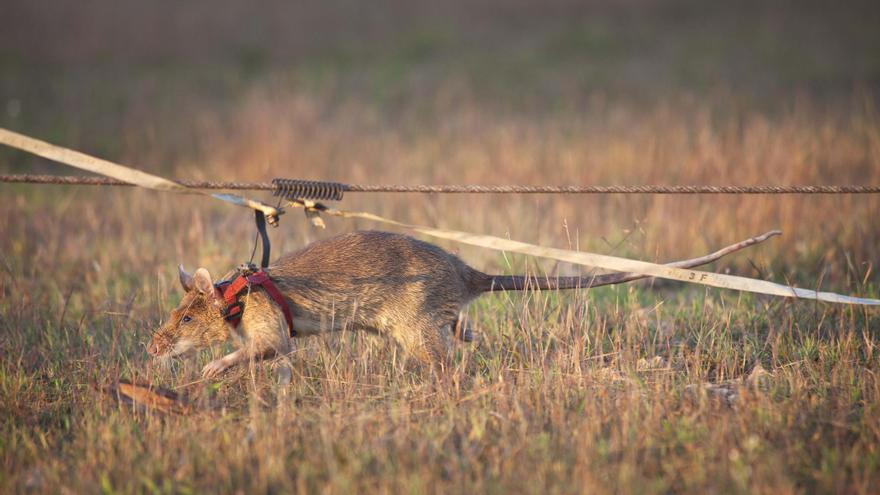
178, 265, 194, 292
193, 268, 214, 295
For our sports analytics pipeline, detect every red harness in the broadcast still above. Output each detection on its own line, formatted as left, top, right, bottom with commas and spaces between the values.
214, 270, 295, 337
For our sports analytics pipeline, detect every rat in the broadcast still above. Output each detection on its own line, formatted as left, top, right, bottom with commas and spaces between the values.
147, 230, 725, 377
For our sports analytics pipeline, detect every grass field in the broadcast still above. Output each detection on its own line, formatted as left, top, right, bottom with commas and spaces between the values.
2, 1, 880, 493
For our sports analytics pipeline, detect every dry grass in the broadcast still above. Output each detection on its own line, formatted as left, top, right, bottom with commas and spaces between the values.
2, 1, 880, 493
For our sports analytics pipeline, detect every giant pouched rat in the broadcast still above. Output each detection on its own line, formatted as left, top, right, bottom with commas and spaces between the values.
147, 230, 742, 377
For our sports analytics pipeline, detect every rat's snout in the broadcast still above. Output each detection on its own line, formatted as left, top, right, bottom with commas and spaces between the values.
147, 325, 173, 357
147, 339, 162, 356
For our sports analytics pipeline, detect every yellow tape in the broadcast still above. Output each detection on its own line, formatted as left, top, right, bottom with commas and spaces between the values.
297, 203, 880, 306
0, 128, 280, 218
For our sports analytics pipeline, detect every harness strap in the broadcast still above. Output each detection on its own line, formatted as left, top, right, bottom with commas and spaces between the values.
215, 270, 296, 337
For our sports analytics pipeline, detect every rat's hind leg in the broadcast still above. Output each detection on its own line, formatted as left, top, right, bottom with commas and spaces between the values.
452, 311, 474, 342
388, 320, 453, 371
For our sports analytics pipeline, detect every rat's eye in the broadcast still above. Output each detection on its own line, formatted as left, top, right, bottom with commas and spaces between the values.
182, 315, 192, 323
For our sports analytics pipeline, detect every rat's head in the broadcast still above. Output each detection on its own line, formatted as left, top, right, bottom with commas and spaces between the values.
148, 265, 229, 358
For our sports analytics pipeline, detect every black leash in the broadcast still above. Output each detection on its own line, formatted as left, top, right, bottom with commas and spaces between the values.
254, 210, 271, 269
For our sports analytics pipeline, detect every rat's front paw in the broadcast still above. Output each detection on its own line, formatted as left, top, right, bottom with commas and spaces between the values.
202, 359, 230, 378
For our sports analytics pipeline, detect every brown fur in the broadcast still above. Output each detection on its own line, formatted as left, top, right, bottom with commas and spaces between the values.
148, 230, 594, 377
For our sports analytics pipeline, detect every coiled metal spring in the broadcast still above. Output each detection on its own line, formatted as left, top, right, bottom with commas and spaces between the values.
272, 178, 347, 201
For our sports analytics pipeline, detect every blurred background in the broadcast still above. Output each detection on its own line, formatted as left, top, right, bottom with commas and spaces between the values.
1, 0, 879, 282
3, 3, 880, 493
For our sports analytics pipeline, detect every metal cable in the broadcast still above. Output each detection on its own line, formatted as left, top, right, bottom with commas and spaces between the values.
2, 173, 880, 194
344, 184, 880, 194
0, 174, 275, 190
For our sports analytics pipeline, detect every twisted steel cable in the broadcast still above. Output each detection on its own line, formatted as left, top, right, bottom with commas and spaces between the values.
2, 174, 879, 194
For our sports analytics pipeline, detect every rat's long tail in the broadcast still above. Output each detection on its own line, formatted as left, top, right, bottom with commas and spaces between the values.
466, 229, 782, 294
477, 273, 626, 292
